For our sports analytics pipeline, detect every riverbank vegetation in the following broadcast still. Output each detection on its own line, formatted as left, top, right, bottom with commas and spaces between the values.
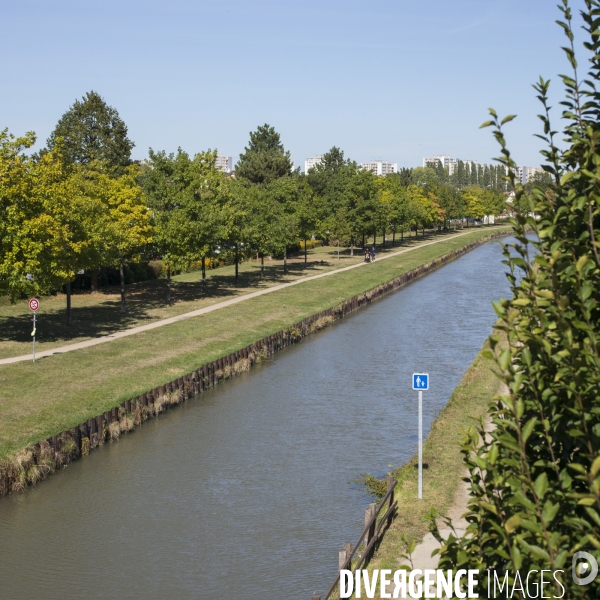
430, 3, 600, 597
0, 228, 507, 464
357, 337, 504, 574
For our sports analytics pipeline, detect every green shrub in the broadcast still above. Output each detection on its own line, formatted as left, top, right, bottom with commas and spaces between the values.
431, 3, 600, 597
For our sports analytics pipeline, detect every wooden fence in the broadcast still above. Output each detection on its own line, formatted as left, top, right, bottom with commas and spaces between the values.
312, 476, 397, 600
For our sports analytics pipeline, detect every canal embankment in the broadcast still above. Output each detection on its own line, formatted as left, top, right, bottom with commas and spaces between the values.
0, 230, 515, 599
0, 227, 510, 498
355, 335, 506, 599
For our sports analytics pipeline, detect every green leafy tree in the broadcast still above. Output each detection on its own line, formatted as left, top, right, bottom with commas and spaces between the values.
242, 182, 295, 276
47, 91, 134, 176
382, 174, 411, 243
73, 166, 152, 313
0, 130, 101, 324
140, 148, 197, 302
236, 124, 293, 184
462, 185, 487, 224
437, 183, 466, 226
411, 166, 438, 188
397, 167, 413, 187
431, 4, 600, 597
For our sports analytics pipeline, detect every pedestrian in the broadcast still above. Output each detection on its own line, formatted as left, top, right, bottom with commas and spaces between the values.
371, 246, 376, 261
364, 248, 370, 263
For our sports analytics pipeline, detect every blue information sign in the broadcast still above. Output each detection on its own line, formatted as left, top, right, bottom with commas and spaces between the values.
412, 373, 429, 391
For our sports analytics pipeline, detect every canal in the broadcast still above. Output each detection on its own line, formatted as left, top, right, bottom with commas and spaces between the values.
0, 236, 514, 599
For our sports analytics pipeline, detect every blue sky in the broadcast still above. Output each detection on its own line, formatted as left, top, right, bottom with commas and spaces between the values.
1, 0, 586, 169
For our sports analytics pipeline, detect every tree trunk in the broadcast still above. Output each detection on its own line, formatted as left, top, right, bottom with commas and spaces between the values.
283, 246, 287, 274
91, 270, 98, 293
166, 265, 171, 303
119, 258, 127, 314
337, 240, 340, 260
304, 238, 307, 265
66, 281, 72, 326
362, 234, 365, 249
261, 254, 264, 277
235, 242, 239, 284
393, 230, 396, 245
382, 229, 386, 248
373, 230, 376, 245
202, 256, 206, 282
350, 238, 354, 257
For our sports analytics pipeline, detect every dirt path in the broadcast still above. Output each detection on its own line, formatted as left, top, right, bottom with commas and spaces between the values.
0, 229, 502, 365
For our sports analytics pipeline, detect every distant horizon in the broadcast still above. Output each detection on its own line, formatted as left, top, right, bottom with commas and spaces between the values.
2, 1, 582, 170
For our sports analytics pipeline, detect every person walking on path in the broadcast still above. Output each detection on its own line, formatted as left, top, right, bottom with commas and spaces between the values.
371, 246, 376, 261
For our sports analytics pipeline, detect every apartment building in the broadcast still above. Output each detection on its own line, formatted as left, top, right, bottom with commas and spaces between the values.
216, 155, 233, 173
304, 156, 323, 173
523, 166, 544, 183
423, 155, 458, 175
361, 160, 398, 176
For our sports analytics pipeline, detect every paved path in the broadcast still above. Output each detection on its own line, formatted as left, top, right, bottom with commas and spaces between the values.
0, 229, 503, 365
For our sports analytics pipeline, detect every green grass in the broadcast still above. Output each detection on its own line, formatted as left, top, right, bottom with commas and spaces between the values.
0, 227, 509, 461
0, 229, 425, 360
361, 335, 505, 592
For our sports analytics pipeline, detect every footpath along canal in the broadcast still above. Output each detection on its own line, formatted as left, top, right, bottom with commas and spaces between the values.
0, 235, 513, 599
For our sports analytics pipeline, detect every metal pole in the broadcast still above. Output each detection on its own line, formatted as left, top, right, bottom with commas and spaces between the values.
32, 311, 36, 363
418, 389, 422, 499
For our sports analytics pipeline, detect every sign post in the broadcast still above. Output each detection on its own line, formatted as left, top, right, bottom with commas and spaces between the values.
412, 373, 429, 499
29, 298, 39, 362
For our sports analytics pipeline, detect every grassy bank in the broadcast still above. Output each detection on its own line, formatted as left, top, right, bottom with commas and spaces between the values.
0, 229, 430, 360
0, 227, 509, 462
361, 336, 504, 594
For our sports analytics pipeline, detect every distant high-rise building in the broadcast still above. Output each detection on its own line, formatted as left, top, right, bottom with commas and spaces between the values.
216, 155, 233, 173
361, 160, 398, 176
305, 156, 323, 174
523, 166, 544, 183
423, 155, 458, 175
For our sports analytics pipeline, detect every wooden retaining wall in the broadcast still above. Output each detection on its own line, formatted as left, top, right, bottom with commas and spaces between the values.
0, 231, 508, 498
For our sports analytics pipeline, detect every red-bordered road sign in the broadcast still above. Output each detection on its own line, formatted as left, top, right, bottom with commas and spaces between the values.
29, 298, 39, 311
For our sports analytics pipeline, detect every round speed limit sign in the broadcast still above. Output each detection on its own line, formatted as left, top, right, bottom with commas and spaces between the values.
29, 298, 39, 311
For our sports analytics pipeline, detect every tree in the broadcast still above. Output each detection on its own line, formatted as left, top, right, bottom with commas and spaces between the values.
437, 183, 466, 227
381, 175, 411, 244
306, 146, 349, 196
47, 91, 134, 176
0, 130, 100, 325
73, 166, 152, 313
397, 167, 413, 187
242, 182, 295, 276
462, 185, 487, 224
411, 166, 438, 188
405, 184, 440, 235
431, 4, 600, 597
140, 148, 194, 302
235, 124, 293, 184
141, 148, 228, 299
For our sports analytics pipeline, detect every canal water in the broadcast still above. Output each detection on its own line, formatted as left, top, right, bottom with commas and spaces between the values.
0, 236, 514, 599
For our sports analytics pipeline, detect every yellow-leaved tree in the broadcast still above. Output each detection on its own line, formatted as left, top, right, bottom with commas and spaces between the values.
0, 129, 95, 317
72, 164, 152, 313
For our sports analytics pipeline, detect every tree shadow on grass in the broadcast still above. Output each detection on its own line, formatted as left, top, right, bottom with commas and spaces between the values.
0, 261, 324, 346
1, 230, 472, 347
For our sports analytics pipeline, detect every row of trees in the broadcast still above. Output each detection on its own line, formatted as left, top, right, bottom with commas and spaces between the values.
425, 159, 513, 190
0, 92, 510, 323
